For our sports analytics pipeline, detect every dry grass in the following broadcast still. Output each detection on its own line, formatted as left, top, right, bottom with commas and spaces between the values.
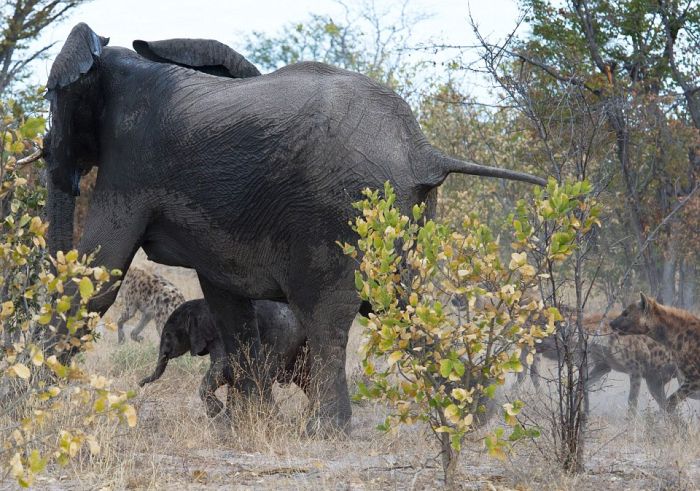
5, 253, 700, 490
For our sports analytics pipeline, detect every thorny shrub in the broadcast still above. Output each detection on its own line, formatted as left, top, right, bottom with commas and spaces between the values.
341, 179, 599, 487
0, 105, 136, 487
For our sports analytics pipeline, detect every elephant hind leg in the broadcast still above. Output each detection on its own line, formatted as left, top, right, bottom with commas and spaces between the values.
286, 285, 360, 435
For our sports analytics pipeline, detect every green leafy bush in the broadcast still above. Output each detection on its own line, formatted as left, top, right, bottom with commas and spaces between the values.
342, 179, 599, 487
0, 106, 136, 487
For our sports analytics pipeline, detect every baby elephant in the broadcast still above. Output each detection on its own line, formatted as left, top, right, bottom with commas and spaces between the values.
139, 298, 308, 417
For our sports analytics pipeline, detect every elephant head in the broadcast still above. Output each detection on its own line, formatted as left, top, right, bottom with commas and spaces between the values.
139, 299, 218, 387
44, 23, 108, 253
44, 24, 261, 256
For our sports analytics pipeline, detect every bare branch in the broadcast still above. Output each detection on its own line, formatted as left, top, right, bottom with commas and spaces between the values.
511, 50, 601, 96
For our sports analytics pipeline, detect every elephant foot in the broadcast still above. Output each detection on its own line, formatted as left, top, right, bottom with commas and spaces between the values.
305, 403, 351, 438
203, 394, 226, 418
305, 414, 350, 438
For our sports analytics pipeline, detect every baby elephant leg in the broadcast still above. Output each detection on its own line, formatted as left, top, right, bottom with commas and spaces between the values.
199, 358, 227, 418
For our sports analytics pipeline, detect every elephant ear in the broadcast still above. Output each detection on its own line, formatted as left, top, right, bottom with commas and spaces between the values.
189, 300, 218, 356
132, 38, 261, 78
46, 23, 109, 95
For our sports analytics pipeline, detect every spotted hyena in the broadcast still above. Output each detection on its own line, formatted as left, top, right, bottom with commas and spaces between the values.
585, 313, 679, 412
519, 313, 679, 413
611, 293, 700, 412
115, 266, 186, 344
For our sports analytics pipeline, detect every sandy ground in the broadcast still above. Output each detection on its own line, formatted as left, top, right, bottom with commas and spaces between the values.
5, 251, 700, 490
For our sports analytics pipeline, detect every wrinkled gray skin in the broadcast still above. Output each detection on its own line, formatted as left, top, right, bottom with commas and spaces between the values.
45, 23, 545, 434
139, 299, 308, 418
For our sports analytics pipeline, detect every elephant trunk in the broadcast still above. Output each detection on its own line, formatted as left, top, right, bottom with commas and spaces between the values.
139, 355, 169, 387
422, 146, 547, 188
45, 171, 76, 255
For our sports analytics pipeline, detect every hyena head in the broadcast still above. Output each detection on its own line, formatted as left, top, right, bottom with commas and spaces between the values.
610, 292, 659, 336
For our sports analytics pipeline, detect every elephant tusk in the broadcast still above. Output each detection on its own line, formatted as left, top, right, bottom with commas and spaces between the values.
16, 149, 44, 168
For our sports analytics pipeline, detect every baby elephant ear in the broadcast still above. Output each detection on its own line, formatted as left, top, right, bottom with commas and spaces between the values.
46, 23, 108, 93
187, 302, 212, 356
132, 38, 261, 78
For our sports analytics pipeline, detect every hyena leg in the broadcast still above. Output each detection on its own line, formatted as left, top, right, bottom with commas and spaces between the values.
129, 313, 153, 342
585, 361, 611, 413
530, 353, 542, 389
667, 380, 697, 412
627, 373, 641, 415
645, 374, 669, 411
515, 350, 529, 388
116, 304, 137, 344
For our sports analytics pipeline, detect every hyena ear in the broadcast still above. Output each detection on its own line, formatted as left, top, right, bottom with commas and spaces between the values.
639, 292, 652, 312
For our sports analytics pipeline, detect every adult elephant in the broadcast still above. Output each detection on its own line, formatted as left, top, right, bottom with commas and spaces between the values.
45, 23, 545, 434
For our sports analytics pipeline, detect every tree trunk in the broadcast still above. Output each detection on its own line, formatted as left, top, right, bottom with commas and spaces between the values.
604, 98, 662, 297
440, 432, 458, 490
661, 246, 677, 305
680, 258, 697, 311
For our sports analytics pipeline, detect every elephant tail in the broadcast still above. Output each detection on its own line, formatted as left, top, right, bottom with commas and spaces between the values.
139, 356, 169, 387
424, 147, 547, 187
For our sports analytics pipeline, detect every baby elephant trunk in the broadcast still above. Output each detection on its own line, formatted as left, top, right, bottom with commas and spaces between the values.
139, 355, 169, 387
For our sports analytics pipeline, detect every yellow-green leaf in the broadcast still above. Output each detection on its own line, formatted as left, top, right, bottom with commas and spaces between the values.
387, 351, 403, 366
123, 404, 137, 427
444, 404, 460, 424
28, 449, 46, 473
79, 277, 94, 300
10, 363, 30, 379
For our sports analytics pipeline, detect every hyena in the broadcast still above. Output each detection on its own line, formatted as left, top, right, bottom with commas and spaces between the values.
518, 312, 679, 412
115, 266, 186, 344
585, 313, 679, 412
611, 293, 700, 412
